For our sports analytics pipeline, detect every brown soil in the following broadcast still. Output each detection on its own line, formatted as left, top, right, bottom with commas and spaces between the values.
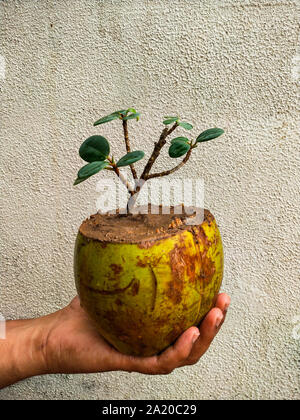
79, 204, 214, 243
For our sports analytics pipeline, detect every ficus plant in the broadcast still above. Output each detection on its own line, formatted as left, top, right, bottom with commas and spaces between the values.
74, 108, 224, 212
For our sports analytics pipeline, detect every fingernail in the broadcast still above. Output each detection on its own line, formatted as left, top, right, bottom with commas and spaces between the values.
215, 315, 223, 329
192, 331, 200, 344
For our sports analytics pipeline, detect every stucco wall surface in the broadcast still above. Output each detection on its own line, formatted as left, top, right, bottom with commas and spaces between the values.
0, 0, 299, 400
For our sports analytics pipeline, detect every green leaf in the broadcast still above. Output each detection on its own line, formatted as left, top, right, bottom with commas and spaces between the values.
79, 135, 110, 162
178, 122, 193, 130
163, 117, 179, 125
93, 114, 119, 126
123, 112, 140, 121
111, 109, 127, 116
164, 115, 179, 119
196, 128, 224, 142
126, 107, 136, 114
170, 136, 189, 144
169, 141, 190, 158
73, 176, 89, 186
76, 161, 108, 185
116, 151, 145, 167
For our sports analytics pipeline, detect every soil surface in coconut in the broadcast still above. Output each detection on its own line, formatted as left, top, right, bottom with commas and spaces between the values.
80, 205, 214, 243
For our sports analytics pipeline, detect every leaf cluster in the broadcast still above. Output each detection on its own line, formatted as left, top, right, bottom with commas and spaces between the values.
74, 109, 224, 185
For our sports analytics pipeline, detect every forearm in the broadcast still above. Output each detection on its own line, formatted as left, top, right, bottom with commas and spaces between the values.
0, 318, 47, 389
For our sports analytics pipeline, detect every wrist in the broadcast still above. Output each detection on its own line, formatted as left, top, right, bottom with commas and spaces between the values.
0, 318, 48, 388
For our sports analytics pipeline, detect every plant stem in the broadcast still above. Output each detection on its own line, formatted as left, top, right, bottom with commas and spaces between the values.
115, 122, 194, 214
140, 122, 178, 181
108, 157, 135, 196
144, 147, 193, 180
122, 119, 138, 179
126, 191, 139, 214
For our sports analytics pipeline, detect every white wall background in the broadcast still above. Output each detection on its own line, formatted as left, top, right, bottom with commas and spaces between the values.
0, 0, 299, 400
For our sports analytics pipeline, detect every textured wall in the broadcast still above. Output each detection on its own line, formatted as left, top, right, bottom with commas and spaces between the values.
0, 0, 299, 400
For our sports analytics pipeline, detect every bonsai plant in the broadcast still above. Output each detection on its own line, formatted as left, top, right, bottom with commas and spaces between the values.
73, 108, 225, 356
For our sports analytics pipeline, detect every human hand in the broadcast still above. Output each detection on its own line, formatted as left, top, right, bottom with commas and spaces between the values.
0, 293, 230, 388
40, 293, 230, 375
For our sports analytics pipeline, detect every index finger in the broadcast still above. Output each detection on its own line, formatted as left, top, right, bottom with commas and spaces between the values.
183, 293, 231, 365
121, 326, 199, 375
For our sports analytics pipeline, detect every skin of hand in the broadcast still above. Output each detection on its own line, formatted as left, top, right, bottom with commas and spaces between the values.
0, 293, 230, 389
